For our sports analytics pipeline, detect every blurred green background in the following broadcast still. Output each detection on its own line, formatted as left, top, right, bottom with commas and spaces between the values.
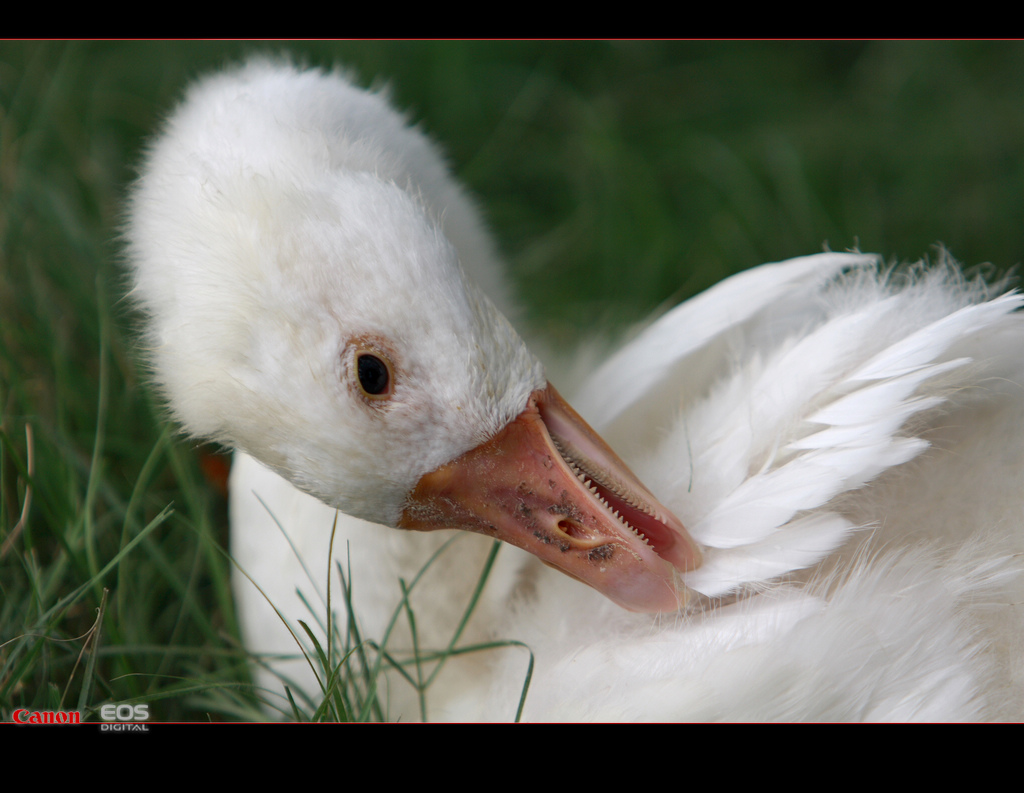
3, 41, 1023, 720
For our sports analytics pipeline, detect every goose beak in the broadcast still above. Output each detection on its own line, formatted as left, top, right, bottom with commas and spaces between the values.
398, 384, 700, 612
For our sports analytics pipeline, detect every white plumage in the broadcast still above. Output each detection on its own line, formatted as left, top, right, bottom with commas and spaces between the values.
128, 59, 1024, 721
487, 258, 1024, 721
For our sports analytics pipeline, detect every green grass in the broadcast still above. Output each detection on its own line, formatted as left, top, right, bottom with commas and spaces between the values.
2, 41, 1024, 721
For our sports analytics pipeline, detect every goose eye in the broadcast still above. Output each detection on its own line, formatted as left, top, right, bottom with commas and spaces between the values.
357, 353, 392, 397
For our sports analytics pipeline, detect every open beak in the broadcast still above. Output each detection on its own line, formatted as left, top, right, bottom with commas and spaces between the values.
398, 384, 701, 612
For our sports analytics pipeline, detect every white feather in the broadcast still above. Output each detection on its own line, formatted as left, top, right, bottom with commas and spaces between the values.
129, 60, 1024, 721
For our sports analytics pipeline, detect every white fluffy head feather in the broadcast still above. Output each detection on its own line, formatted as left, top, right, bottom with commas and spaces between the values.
126, 59, 544, 525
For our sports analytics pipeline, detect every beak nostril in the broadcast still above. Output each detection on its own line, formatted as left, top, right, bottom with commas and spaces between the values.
557, 519, 588, 539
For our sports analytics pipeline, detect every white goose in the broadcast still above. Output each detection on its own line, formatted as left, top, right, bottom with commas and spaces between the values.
127, 59, 1024, 721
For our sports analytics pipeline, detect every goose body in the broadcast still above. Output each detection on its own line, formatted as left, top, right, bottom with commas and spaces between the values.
128, 60, 1024, 721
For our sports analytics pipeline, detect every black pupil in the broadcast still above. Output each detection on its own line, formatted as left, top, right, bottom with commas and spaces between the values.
357, 354, 389, 395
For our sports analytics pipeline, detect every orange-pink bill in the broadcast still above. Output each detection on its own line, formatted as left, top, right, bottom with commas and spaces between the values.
399, 384, 701, 612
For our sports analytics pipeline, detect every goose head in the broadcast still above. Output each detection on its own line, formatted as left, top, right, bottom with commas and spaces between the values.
126, 62, 701, 612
